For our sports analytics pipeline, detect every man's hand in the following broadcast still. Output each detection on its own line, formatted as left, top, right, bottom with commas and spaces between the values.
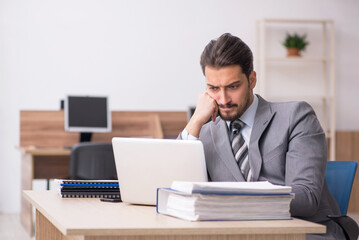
185, 92, 218, 138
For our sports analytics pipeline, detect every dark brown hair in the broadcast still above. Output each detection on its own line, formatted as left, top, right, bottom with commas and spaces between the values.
200, 33, 253, 79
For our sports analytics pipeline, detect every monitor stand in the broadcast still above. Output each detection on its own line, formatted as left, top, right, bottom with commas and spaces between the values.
80, 132, 92, 142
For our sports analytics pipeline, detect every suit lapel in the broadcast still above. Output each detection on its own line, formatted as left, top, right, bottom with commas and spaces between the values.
249, 95, 276, 181
210, 118, 245, 181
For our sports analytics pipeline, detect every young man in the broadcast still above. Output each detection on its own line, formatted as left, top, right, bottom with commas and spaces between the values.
180, 33, 345, 240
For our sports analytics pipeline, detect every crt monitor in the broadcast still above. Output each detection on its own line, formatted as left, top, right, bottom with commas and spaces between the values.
64, 95, 112, 142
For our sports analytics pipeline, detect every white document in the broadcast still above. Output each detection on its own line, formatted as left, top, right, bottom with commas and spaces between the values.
157, 187, 294, 221
170, 181, 292, 195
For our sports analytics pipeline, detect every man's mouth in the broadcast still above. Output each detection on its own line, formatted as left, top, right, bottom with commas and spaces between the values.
219, 104, 237, 110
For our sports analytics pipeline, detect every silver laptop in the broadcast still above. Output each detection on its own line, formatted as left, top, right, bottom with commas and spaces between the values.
112, 137, 208, 205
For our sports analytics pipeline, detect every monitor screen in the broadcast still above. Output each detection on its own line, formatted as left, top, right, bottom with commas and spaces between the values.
65, 96, 112, 134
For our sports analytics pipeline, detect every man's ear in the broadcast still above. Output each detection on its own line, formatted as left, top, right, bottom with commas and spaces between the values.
249, 71, 257, 89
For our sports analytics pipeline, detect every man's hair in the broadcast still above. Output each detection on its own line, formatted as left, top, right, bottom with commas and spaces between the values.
200, 33, 253, 79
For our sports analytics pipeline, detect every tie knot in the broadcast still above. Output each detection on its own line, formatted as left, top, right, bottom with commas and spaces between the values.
231, 119, 245, 135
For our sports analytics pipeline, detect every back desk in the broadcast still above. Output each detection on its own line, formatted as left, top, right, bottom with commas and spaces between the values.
19, 110, 188, 235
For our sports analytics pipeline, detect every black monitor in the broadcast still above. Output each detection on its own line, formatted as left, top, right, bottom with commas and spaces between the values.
64, 95, 112, 142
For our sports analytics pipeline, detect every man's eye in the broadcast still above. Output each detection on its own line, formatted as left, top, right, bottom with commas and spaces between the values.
210, 87, 219, 91
229, 85, 239, 89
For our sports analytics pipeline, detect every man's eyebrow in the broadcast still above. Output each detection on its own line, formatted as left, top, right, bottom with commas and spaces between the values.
207, 80, 241, 88
225, 80, 241, 87
206, 83, 217, 88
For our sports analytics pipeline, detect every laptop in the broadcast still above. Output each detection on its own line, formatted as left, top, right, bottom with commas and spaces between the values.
112, 137, 208, 205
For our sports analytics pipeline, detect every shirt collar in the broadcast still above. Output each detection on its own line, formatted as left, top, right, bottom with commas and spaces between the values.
226, 94, 258, 129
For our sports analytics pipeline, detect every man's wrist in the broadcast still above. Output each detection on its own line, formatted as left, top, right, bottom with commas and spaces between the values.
185, 118, 203, 138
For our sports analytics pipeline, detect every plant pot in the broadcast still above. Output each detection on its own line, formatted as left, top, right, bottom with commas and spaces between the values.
287, 48, 301, 57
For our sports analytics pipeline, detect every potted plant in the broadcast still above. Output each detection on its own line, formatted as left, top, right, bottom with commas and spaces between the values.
282, 33, 309, 57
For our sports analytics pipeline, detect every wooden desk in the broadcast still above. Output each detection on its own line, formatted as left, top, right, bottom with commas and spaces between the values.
19, 147, 71, 236
23, 191, 326, 240
19, 110, 188, 235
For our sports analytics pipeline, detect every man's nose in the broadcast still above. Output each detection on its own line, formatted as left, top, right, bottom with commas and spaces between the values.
218, 90, 230, 105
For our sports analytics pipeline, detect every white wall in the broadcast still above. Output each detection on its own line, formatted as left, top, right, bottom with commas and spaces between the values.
1, 0, 359, 213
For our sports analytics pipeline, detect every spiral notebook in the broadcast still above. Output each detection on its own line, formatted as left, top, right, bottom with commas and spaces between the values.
54, 179, 121, 198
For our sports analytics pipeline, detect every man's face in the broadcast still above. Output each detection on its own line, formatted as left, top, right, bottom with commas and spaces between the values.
205, 65, 256, 121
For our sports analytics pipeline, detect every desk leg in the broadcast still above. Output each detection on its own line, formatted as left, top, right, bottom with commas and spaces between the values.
36, 210, 83, 240
21, 154, 34, 236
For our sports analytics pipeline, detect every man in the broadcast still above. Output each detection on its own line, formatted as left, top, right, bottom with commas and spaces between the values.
180, 33, 345, 239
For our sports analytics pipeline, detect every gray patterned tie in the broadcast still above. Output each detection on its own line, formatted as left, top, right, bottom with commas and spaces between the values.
231, 119, 251, 181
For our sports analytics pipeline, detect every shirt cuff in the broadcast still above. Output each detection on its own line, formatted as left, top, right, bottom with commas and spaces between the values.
181, 128, 199, 140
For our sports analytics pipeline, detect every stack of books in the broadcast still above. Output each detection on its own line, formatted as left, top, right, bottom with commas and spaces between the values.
54, 179, 121, 199
157, 181, 294, 221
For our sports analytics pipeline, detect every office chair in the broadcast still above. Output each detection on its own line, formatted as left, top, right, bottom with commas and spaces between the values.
325, 161, 358, 240
69, 142, 117, 180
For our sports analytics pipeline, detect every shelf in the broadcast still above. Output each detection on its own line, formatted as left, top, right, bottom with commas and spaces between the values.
261, 57, 333, 63
264, 96, 327, 103
261, 19, 333, 25
256, 18, 336, 160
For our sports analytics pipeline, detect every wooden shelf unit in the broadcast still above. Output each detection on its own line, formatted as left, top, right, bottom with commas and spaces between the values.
255, 19, 336, 160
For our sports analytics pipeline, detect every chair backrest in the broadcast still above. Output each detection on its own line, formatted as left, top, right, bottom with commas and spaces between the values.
69, 142, 117, 180
325, 161, 357, 215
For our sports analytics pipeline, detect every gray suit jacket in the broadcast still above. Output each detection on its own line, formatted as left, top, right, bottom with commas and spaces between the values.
181, 95, 344, 239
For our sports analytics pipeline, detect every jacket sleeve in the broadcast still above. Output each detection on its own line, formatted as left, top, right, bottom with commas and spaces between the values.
285, 101, 327, 217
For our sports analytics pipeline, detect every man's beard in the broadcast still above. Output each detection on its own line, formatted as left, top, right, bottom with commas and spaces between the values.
218, 90, 252, 122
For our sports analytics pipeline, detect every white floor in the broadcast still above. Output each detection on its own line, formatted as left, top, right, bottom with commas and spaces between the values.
1, 212, 358, 240
0, 213, 33, 240
0, 180, 54, 240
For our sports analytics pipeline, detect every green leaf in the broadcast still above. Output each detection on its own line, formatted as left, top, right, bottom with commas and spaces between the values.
282, 32, 309, 51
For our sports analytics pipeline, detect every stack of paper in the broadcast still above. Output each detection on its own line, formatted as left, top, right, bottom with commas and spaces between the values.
54, 179, 121, 199
157, 181, 294, 221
